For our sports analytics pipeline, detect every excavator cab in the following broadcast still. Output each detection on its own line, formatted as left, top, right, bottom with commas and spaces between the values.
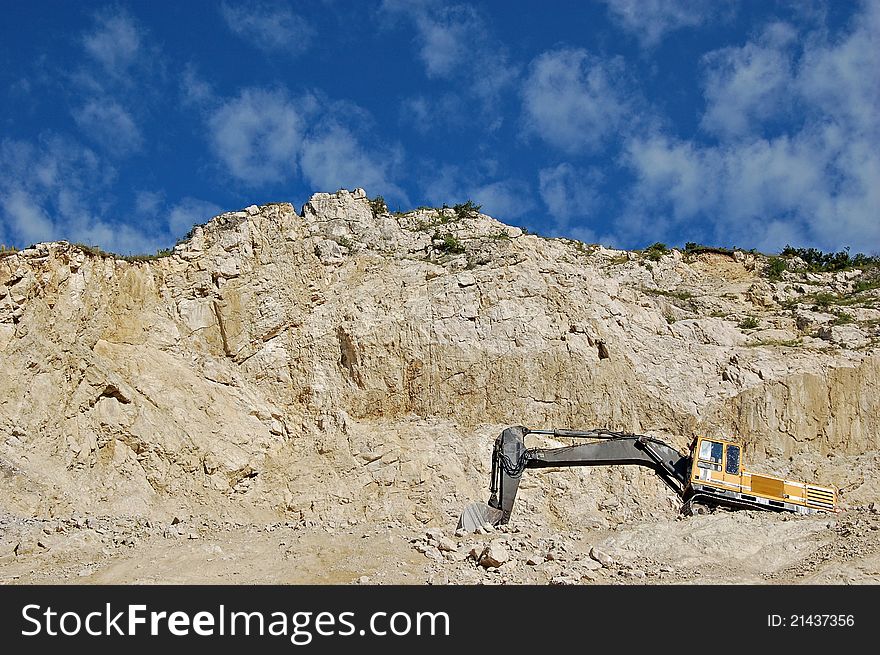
691, 436, 741, 481
683, 436, 744, 514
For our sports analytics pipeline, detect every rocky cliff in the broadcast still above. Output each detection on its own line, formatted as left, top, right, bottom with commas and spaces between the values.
1, 189, 878, 534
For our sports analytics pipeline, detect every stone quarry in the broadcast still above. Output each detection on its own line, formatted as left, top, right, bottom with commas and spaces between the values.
1, 188, 878, 584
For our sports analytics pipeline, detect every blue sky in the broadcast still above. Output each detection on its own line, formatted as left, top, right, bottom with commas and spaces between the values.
1, 0, 877, 255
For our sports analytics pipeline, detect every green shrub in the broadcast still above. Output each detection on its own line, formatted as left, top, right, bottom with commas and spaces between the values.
812, 292, 836, 309
684, 242, 736, 256
73, 243, 115, 258
174, 225, 201, 247
647, 288, 693, 301
452, 200, 481, 219
368, 195, 388, 215
766, 256, 787, 281
853, 278, 880, 293
645, 242, 668, 261
739, 316, 760, 330
72, 243, 175, 262
433, 232, 465, 255
780, 245, 879, 272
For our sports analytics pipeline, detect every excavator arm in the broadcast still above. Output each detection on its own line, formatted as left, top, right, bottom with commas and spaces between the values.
459, 426, 691, 532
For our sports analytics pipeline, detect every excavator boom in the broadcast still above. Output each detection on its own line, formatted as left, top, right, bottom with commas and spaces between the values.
459, 426, 690, 532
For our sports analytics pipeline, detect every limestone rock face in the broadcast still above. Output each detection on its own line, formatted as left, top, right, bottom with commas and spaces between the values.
1, 189, 877, 526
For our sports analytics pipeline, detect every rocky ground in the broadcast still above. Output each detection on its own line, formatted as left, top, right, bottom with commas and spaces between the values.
2, 503, 878, 585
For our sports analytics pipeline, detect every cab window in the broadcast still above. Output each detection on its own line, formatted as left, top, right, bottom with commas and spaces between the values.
699, 440, 723, 463
697, 440, 724, 472
725, 445, 740, 474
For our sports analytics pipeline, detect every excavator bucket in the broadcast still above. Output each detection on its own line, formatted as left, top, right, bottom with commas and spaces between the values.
457, 502, 504, 533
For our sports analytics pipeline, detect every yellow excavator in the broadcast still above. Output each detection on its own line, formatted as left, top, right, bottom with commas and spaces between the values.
458, 426, 838, 531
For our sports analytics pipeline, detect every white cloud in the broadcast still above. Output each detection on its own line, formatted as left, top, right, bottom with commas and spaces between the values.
220, 1, 313, 56
615, 3, 880, 252
70, 9, 163, 163
522, 49, 631, 154
400, 94, 465, 133
699, 4, 879, 143
796, 0, 880, 137
133, 192, 223, 240
416, 163, 531, 221
73, 99, 143, 156
300, 124, 406, 202
381, 1, 518, 107
1, 189, 56, 244
701, 23, 798, 139
538, 164, 604, 226
420, 163, 466, 208
602, 0, 725, 47
568, 225, 600, 245
208, 88, 305, 185
0, 135, 170, 253
202, 84, 406, 200
411, 5, 475, 79
625, 136, 716, 222
624, 121, 878, 252
65, 216, 165, 255
400, 96, 433, 133
468, 180, 534, 221
82, 9, 142, 77
135, 190, 164, 216
167, 198, 223, 237
180, 63, 215, 107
